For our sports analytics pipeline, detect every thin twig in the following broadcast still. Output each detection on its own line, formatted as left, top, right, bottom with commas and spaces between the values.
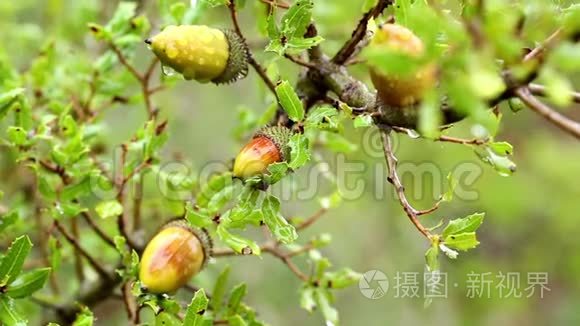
284, 54, 319, 70
528, 83, 580, 104
332, 0, 393, 65
122, 282, 139, 325
227, 1, 278, 98
262, 245, 309, 282
54, 220, 111, 280
515, 87, 580, 139
80, 211, 116, 248
379, 128, 432, 239
523, 28, 563, 62
296, 208, 327, 231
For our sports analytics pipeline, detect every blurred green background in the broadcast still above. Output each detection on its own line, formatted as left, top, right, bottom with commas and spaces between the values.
1, 0, 580, 325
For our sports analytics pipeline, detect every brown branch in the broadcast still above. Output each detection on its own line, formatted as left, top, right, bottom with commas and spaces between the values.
71, 218, 85, 282
379, 128, 432, 239
284, 54, 319, 70
528, 83, 580, 104
296, 208, 327, 231
515, 87, 580, 139
122, 282, 139, 325
80, 211, 116, 248
54, 220, 111, 280
523, 28, 563, 62
227, 1, 278, 98
332, 0, 393, 65
262, 245, 309, 282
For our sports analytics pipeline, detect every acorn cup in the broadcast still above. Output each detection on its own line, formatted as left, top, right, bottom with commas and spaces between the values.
369, 23, 436, 108
146, 25, 249, 84
139, 220, 211, 294
233, 126, 293, 180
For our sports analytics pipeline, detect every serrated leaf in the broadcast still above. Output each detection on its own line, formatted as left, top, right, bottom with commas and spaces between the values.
281, 0, 313, 38
0, 88, 25, 120
288, 134, 310, 170
0, 296, 26, 326
185, 206, 213, 228
0, 235, 33, 286
442, 213, 485, 238
275, 81, 304, 122
0, 211, 18, 233
443, 232, 479, 251
266, 162, 289, 185
184, 289, 210, 326
217, 225, 261, 256
155, 312, 181, 326
6, 127, 27, 146
5, 267, 51, 298
262, 195, 297, 244
488, 141, 513, 155
95, 200, 123, 219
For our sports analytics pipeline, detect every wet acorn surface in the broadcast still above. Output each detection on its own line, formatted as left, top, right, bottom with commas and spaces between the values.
149, 25, 230, 82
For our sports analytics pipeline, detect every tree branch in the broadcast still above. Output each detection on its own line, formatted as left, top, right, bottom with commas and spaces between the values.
515, 87, 580, 139
332, 0, 393, 65
379, 128, 433, 239
528, 83, 580, 104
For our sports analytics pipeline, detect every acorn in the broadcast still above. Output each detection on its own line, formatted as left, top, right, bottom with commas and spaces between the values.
139, 220, 211, 294
145, 25, 249, 84
369, 23, 436, 107
233, 126, 293, 179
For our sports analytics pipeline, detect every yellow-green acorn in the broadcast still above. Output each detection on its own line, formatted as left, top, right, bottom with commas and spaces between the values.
233, 126, 293, 179
139, 220, 210, 294
146, 25, 249, 84
369, 23, 436, 107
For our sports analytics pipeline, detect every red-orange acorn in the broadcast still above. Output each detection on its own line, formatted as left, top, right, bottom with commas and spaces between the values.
369, 23, 436, 107
233, 126, 292, 179
139, 220, 210, 294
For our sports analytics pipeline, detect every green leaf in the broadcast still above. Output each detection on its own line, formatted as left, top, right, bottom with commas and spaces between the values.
211, 266, 230, 314
425, 243, 440, 272
266, 162, 289, 185
0, 211, 18, 233
442, 172, 457, 202
201, 0, 229, 7
394, 0, 411, 26
227, 283, 247, 316
306, 105, 337, 125
6, 127, 27, 146
185, 206, 213, 228
288, 133, 310, 170
216, 224, 261, 256
262, 195, 297, 244
443, 232, 479, 251
353, 114, 373, 128
0, 236, 33, 286
0, 296, 26, 326
94, 200, 123, 219
228, 315, 247, 326
323, 268, 362, 289
313, 288, 338, 325
320, 131, 358, 153
5, 268, 50, 298
299, 286, 316, 312
196, 172, 234, 209
488, 142, 513, 156
48, 236, 61, 272
0, 88, 25, 120
275, 81, 304, 122
281, 0, 313, 38
184, 289, 211, 326
442, 212, 485, 238
418, 91, 441, 139
155, 312, 181, 326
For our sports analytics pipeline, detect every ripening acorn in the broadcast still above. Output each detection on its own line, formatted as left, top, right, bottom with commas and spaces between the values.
145, 25, 249, 84
369, 23, 436, 107
139, 220, 211, 294
233, 126, 293, 179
